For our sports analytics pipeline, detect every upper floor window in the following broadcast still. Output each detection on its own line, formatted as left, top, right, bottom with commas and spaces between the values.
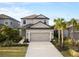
5, 22, 8, 24
44, 20, 46, 24
10, 22, 12, 25
23, 20, 26, 24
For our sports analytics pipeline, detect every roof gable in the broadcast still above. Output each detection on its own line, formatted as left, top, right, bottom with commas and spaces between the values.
0, 14, 11, 19
31, 21, 50, 28
21, 14, 49, 19
35, 14, 49, 19
0, 14, 20, 22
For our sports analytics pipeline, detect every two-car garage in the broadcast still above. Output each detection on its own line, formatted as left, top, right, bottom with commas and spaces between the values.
26, 29, 53, 42
30, 32, 50, 41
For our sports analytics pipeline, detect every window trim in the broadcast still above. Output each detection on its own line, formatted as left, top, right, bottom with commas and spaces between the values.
23, 20, 26, 24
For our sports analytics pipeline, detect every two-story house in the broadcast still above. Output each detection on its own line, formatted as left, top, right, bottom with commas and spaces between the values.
21, 14, 53, 42
0, 14, 20, 28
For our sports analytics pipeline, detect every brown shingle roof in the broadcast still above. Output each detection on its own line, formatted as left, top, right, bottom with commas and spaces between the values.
21, 14, 49, 19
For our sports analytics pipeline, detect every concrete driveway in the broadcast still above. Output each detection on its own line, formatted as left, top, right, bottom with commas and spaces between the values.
26, 42, 63, 57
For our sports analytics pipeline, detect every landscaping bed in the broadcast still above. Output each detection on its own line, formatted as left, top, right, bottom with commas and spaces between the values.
51, 38, 79, 57
0, 45, 28, 57
61, 49, 79, 57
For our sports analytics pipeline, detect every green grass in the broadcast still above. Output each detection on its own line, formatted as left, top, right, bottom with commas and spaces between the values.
0, 46, 28, 57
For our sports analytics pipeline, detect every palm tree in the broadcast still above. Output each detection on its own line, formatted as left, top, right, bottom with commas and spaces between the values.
61, 22, 66, 47
54, 18, 61, 44
69, 18, 77, 40
54, 18, 66, 47
76, 23, 79, 30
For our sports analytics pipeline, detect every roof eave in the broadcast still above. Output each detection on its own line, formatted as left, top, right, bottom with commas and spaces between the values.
21, 18, 49, 19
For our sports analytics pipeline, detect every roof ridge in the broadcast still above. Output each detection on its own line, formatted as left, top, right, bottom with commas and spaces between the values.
21, 14, 38, 19
21, 14, 49, 19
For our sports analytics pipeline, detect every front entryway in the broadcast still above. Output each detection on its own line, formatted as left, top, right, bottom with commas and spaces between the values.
26, 42, 63, 57
30, 32, 50, 41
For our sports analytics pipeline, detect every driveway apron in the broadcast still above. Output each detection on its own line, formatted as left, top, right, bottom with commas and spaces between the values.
26, 42, 63, 57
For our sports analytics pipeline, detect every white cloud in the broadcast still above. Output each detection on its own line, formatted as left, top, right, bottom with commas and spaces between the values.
0, 7, 34, 21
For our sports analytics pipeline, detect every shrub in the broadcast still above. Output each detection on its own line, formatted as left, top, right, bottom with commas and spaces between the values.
64, 38, 74, 48
0, 33, 6, 43
12, 36, 22, 43
0, 25, 22, 46
68, 48, 79, 57
61, 48, 79, 57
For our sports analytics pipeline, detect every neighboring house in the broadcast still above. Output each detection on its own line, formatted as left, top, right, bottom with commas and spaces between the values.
21, 14, 53, 42
64, 20, 79, 40
0, 14, 20, 28
65, 26, 79, 40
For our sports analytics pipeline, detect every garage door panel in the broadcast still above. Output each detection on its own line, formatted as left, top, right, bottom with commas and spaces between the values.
30, 33, 50, 42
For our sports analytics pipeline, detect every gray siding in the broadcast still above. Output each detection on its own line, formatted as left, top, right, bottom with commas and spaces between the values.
0, 19, 4, 24
9, 19, 20, 28
21, 19, 48, 26
64, 26, 79, 40
0, 19, 20, 28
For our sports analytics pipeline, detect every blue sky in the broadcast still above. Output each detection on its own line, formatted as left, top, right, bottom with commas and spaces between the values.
0, 2, 79, 25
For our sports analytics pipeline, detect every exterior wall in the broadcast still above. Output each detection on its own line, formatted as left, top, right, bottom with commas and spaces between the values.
32, 19, 48, 24
64, 27, 73, 38
63, 29, 69, 37
4, 19, 11, 27
9, 19, 20, 28
65, 26, 79, 40
0, 19, 4, 24
68, 27, 73, 38
21, 18, 48, 26
0, 19, 20, 28
73, 31, 79, 40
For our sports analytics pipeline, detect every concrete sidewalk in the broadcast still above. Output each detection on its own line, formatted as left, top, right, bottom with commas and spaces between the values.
26, 42, 63, 57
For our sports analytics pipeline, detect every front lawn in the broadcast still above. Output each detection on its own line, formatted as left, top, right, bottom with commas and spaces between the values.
0, 46, 28, 57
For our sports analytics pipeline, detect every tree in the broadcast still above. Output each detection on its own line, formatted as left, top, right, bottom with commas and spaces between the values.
61, 22, 66, 47
0, 25, 8, 44
68, 18, 77, 40
75, 23, 79, 30
54, 18, 66, 47
0, 25, 22, 46
54, 18, 61, 44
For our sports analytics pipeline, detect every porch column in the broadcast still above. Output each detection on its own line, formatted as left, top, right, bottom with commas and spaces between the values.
50, 30, 54, 41
26, 32, 27, 39
28, 32, 31, 42
50, 31, 52, 41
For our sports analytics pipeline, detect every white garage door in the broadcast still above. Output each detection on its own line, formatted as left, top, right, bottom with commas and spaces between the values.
30, 32, 50, 42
